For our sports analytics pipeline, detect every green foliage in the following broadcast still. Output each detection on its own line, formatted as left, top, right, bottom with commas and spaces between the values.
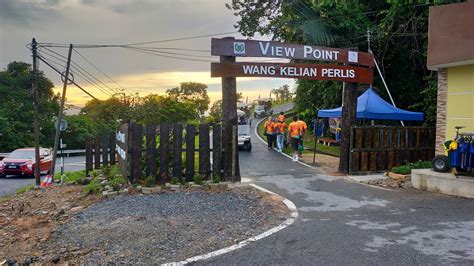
62, 114, 97, 149
109, 174, 127, 191
167, 82, 210, 117
81, 96, 134, 135
55, 170, 87, 184
392, 160, 432, 174
212, 174, 221, 184
133, 94, 197, 125
145, 175, 155, 187
84, 177, 103, 195
0, 61, 59, 152
193, 173, 204, 185
170, 176, 179, 185
16, 184, 35, 194
227, 1, 464, 127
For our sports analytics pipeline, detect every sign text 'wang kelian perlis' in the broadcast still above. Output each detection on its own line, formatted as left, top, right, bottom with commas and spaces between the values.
211, 62, 373, 84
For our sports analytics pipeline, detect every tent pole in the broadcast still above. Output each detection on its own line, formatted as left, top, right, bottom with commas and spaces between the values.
371, 54, 405, 127
313, 115, 318, 164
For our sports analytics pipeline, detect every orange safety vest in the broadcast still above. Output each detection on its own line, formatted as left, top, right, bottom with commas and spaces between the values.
297, 120, 307, 134
274, 122, 287, 134
288, 122, 301, 138
264, 121, 274, 134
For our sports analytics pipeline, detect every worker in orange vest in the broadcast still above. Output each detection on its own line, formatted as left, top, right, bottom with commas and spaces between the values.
274, 116, 287, 152
264, 116, 276, 150
297, 116, 308, 158
287, 115, 302, 161
278, 111, 285, 123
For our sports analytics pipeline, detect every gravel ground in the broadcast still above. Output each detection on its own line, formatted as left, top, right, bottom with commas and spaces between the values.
45, 188, 289, 264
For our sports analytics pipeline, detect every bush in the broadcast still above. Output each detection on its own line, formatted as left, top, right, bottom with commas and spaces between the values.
392, 161, 432, 175
212, 174, 221, 184
193, 174, 204, 185
109, 174, 127, 191
84, 177, 103, 195
145, 175, 155, 187
54, 170, 87, 184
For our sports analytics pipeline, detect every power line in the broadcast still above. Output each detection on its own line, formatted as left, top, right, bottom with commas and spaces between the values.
124, 47, 211, 63
38, 48, 114, 96
126, 46, 213, 58
39, 45, 117, 95
36, 55, 98, 100
36, 31, 239, 48
73, 48, 127, 92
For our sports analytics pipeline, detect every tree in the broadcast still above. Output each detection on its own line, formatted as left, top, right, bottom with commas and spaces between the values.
227, 0, 462, 126
133, 94, 197, 125
209, 100, 223, 122
80, 97, 133, 134
62, 114, 97, 149
166, 82, 210, 116
0, 61, 59, 152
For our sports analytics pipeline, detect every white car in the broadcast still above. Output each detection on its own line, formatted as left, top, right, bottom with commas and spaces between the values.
237, 110, 252, 151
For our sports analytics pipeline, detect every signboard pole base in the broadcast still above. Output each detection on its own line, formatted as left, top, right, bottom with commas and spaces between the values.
221, 55, 240, 182
338, 81, 358, 174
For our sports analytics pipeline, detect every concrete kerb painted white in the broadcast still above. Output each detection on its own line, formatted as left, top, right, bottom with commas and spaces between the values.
254, 117, 317, 169
165, 183, 299, 266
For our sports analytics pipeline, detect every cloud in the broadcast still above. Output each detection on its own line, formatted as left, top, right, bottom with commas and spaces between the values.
0, 0, 62, 26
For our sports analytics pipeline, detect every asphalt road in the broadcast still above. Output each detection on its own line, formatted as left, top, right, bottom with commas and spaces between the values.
196, 108, 474, 265
0, 156, 86, 197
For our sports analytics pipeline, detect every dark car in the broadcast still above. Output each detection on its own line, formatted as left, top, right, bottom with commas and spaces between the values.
0, 148, 52, 177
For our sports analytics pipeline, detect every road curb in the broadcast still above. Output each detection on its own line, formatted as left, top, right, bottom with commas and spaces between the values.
167, 184, 299, 265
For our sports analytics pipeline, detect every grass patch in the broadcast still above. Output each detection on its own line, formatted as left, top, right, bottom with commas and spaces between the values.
54, 170, 87, 184
392, 160, 432, 175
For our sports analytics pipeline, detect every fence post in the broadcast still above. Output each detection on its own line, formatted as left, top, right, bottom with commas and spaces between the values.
159, 123, 171, 183
146, 124, 157, 179
185, 125, 196, 182
85, 138, 93, 174
102, 135, 109, 167
173, 124, 183, 181
94, 136, 101, 169
130, 122, 143, 183
109, 132, 116, 165
199, 124, 211, 180
212, 124, 222, 180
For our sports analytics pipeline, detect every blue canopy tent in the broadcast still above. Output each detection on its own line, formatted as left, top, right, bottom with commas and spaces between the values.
317, 88, 424, 121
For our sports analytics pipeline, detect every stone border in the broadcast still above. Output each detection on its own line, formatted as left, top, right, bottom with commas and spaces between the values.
165, 183, 299, 265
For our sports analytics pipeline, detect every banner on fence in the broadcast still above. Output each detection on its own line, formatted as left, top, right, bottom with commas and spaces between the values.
116, 123, 129, 178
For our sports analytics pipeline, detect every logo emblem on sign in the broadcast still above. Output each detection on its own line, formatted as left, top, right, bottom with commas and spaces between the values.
233, 42, 245, 54
348, 51, 358, 63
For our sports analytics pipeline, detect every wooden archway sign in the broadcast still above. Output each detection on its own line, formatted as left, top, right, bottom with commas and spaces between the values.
211, 37, 374, 177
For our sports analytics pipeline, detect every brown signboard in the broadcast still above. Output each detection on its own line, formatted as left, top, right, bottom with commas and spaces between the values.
116, 123, 129, 178
211, 62, 373, 84
211, 38, 374, 67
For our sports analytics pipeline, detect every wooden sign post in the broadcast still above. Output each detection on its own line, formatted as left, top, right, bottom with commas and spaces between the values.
211, 37, 374, 175
220, 55, 241, 181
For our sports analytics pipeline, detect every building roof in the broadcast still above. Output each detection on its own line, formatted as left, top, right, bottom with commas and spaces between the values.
427, 1, 474, 70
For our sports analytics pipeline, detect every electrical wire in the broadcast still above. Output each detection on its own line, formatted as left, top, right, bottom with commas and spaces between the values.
36, 31, 239, 48
124, 47, 211, 63
73, 48, 127, 92
39, 45, 117, 95
38, 48, 114, 97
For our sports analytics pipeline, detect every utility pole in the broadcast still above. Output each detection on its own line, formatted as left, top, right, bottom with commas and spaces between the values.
50, 44, 73, 178
31, 38, 41, 187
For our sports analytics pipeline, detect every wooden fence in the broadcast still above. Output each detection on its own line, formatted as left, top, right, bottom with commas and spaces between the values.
86, 122, 237, 183
349, 126, 435, 174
